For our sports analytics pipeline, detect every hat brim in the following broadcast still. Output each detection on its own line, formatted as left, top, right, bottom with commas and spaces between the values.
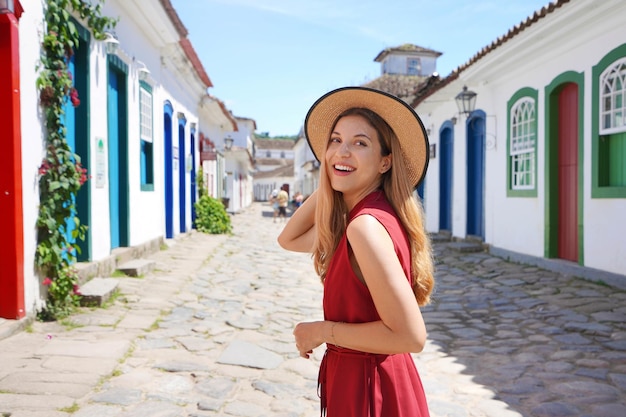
304, 86, 429, 188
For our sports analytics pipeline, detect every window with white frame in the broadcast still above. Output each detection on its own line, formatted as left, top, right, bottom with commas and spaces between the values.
139, 82, 154, 190
510, 98, 536, 190
594, 52, 626, 193
600, 57, 626, 134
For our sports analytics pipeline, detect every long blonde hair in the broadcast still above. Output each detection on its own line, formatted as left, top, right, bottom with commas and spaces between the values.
312, 108, 434, 306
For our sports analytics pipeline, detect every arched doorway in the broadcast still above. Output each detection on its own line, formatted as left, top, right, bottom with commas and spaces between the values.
190, 126, 197, 228
178, 114, 187, 233
163, 101, 174, 238
439, 121, 454, 232
545, 72, 584, 263
467, 111, 486, 239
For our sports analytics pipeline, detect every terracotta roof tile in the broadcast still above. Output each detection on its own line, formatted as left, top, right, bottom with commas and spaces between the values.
158, 0, 188, 37
179, 38, 213, 88
253, 162, 295, 179
255, 139, 296, 150
362, 74, 428, 103
410, 0, 571, 107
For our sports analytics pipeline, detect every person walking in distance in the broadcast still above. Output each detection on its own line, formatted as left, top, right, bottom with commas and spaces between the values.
278, 87, 434, 417
276, 186, 289, 222
269, 189, 279, 223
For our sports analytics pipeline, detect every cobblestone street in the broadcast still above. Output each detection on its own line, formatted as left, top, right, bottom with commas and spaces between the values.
0, 202, 625, 417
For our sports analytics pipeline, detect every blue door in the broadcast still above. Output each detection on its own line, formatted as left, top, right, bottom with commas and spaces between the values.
439, 123, 454, 231
72, 30, 91, 261
107, 59, 129, 249
466, 112, 485, 239
190, 129, 197, 228
178, 119, 187, 233
62, 55, 78, 256
63, 36, 91, 261
164, 102, 174, 238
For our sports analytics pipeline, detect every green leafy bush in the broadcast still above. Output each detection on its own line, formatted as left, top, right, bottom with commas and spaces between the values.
194, 196, 232, 234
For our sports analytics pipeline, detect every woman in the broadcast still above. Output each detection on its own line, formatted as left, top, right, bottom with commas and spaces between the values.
278, 87, 434, 417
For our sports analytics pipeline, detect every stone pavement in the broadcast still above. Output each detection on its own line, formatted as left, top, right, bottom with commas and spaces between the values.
0, 202, 625, 417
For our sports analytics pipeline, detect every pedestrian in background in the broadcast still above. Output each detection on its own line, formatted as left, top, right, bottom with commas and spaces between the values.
269, 189, 279, 223
293, 191, 304, 210
278, 87, 434, 417
276, 186, 289, 222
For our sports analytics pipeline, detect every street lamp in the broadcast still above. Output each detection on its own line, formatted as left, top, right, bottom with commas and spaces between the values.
0, 0, 14, 13
455, 85, 477, 116
224, 136, 234, 151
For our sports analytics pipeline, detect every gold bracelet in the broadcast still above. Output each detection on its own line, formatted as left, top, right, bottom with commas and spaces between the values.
331, 321, 343, 347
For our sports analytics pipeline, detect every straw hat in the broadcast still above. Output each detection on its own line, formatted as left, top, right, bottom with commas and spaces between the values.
304, 86, 429, 187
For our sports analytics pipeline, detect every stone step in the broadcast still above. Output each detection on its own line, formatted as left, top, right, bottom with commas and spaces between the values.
448, 241, 485, 253
430, 232, 452, 243
116, 259, 156, 277
465, 234, 485, 244
79, 277, 119, 307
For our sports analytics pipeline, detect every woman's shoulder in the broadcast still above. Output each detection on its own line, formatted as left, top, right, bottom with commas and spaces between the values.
350, 191, 394, 219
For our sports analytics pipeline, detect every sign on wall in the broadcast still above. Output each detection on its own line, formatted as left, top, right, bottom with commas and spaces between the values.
95, 137, 106, 188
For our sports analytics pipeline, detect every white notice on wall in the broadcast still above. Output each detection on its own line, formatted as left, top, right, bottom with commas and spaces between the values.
95, 137, 106, 188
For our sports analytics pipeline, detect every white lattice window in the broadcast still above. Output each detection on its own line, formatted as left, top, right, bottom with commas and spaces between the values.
139, 84, 154, 188
600, 57, 626, 134
510, 98, 536, 190
140, 86, 153, 142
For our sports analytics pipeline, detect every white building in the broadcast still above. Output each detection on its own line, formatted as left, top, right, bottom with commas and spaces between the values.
221, 116, 256, 213
293, 128, 319, 199
0, 0, 236, 319
413, 0, 626, 284
253, 138, 296, 201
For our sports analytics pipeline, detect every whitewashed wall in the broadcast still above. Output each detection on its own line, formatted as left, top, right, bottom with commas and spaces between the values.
381, 54, 437, 76
19, 1, 46, 314
418, 0, 626, 277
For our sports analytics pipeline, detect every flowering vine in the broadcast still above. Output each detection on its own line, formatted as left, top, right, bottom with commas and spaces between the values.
36, 0, 116, 320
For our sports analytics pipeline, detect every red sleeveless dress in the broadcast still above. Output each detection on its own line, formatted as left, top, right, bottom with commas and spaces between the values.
318, 190, 430, 417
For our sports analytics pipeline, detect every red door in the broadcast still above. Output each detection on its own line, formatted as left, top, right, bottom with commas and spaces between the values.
557, 83, 578, 262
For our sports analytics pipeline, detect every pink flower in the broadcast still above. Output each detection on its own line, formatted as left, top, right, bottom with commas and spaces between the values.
73, 284, 81, 296
70, 87, 80, 107
42, 277, 52, 286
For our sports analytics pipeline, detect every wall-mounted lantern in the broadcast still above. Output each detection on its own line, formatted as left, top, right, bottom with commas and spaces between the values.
103, 32, 119, 55
136, 61, 150, 81
455, 85, 477, 116
224, 136, 234, 151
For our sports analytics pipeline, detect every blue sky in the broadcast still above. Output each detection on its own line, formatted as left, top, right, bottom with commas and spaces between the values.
171, 0, 550, 137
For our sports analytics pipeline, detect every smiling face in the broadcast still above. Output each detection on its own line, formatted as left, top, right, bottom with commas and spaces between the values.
325, 113, 392, 209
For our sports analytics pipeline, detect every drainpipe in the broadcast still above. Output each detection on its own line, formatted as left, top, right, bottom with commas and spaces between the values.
0, 1, 25, 319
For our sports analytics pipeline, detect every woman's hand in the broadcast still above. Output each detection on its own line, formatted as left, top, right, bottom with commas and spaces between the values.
293, 321, 326, 359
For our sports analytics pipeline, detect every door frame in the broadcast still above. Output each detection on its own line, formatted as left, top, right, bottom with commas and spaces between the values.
544, 71, 585, 264
106, 55, 130, 249
438, 121, 454, 231
69, 18, 92, 260
164, 101, 174, 238
178, 114, 187, 233
466, 110, 486, 239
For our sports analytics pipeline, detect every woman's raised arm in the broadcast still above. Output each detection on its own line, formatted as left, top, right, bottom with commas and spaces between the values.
277, 190, 318, 253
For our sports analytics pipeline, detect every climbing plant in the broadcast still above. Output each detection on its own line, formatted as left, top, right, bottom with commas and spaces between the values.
36, 0, 116, 321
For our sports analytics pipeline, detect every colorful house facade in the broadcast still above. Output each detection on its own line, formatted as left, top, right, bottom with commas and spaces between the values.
414, 0, 626, 283
0, 0, 239, 320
